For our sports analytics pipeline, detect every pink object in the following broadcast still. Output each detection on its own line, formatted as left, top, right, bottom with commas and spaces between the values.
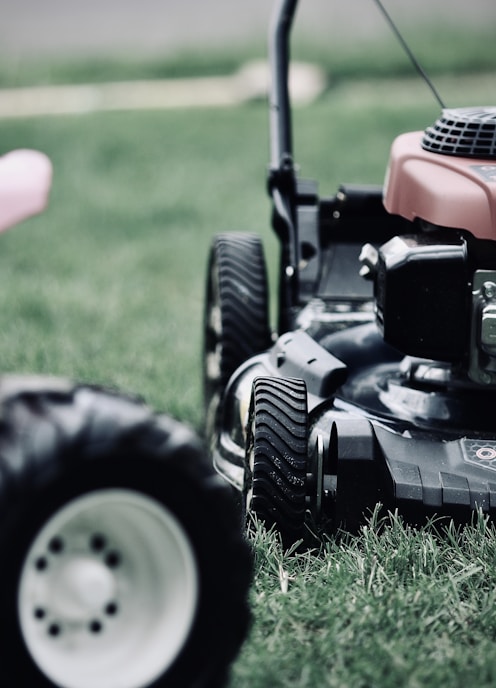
384, 131, 496, 240
0, 149, 53, 233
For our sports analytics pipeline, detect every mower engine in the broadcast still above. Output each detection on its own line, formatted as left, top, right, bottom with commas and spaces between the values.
374, 107, 496, 385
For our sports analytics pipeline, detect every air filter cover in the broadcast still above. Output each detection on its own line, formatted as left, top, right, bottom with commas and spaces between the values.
422, 107, 496, 159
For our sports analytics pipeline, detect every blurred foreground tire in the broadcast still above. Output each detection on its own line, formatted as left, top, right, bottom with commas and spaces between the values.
0, 375, 251, 688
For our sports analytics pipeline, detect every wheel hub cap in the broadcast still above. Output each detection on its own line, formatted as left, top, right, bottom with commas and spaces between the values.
18, 489, 198, 688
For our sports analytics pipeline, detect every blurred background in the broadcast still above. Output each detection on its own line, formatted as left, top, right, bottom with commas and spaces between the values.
1, 0, 495, 61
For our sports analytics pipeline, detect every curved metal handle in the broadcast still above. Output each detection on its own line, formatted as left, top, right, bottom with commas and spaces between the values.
268, 0, 298, 171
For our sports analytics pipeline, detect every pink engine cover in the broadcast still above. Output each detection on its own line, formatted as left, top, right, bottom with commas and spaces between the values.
383, 131, 496, 240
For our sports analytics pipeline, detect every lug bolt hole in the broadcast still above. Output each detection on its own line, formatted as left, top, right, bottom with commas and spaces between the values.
48, 623, 61, 637
35, 557, 48, 572
34, 607, 46, 620
89, 620, 103, 634
105, 551, 121, 569
90, 534, 107, 553
48, 536, 64, 554
105, 602, 118, 616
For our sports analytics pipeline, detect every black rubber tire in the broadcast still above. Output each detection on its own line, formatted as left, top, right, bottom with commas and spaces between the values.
244, 376, 308, 547
0, 375, 252, 688
203, 233, 271, 439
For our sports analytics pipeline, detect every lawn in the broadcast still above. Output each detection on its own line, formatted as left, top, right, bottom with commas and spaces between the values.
235, 511, 496, 688
1, 31, 496, 686
0, 102, 280, 427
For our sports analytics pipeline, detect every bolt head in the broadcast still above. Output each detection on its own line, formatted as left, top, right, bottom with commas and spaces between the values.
482, 281, 496, 301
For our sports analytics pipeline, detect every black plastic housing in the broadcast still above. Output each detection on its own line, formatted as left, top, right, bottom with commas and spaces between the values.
375, 233, 470, 362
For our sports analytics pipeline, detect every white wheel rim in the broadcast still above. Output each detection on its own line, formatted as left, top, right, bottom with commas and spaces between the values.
18, 489, 198, 688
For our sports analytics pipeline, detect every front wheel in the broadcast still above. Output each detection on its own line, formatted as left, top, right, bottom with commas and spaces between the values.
244, 376, 308, 547
0, 375, 251, 688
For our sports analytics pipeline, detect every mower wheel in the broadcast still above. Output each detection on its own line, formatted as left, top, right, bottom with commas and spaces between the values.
204, 233, 271, 438
244, 376, 308, 547
0, 375, 251, 688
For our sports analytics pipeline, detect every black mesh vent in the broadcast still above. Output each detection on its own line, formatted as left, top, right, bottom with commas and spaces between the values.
422, 107, 496, 159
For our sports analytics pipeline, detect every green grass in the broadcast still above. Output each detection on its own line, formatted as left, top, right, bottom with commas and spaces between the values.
1, 42, 496, 686
0, 25, 495, 89
0, 105, 272, 426
302, 25, 496, 81
234, 511, 496, 687
0, 48, 258, 89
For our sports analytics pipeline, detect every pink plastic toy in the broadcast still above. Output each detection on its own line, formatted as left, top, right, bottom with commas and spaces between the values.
0, 149, 52, 233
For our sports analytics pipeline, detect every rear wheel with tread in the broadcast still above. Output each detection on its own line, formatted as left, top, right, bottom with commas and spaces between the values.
204, 233, 271, 439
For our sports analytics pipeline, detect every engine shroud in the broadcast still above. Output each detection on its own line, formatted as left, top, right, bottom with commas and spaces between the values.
384, 107, 496, 241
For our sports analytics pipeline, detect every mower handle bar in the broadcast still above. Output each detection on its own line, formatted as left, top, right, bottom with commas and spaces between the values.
269, 0, 298, 171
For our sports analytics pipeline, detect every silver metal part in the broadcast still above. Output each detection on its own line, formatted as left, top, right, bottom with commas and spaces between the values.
314, 434, 324, 520
358, 243, 379, 279
469, 270, 496, 385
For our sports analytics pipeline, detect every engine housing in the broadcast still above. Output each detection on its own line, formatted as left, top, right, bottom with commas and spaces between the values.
384, 108, 496, 241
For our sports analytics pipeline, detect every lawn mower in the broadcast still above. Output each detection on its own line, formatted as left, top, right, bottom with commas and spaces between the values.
0, 150, 251, 687
204, 0, 496, 547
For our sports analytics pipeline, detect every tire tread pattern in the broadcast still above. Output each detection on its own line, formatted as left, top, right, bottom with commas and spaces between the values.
205, 233, 271, 395
248, 376, 308, 546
